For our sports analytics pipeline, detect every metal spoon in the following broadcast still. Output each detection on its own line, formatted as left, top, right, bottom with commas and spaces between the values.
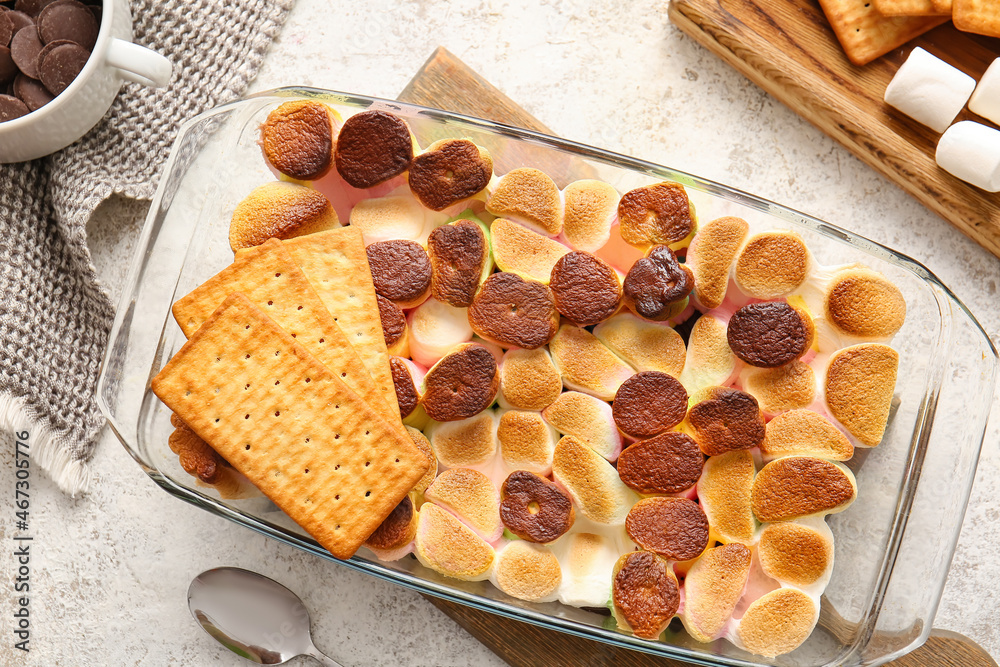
187, 567, 343, 666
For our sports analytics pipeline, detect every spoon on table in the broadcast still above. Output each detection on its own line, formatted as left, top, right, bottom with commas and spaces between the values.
187, 567, 343, 666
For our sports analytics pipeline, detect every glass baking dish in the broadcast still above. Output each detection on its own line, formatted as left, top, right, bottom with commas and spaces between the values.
96, 87, 997, 667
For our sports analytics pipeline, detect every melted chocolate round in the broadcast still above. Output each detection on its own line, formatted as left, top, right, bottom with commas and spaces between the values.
622, 245, 694, 321
727, 301, 808, 368
389, 356, 419, 419
687, 388, 765, 456
427, 219, 488, 307
617, 431, 704, 494
366, 239, 433, 306
409, 139, 492, 211
549, 251, 622, 326
334, 109, 413, 188
422, 344, 499, 421
612, 371, 688, 439
626, 498, 709, 561
365, 496, 415, 550
499, 470, 575, 543
376, 294, 406, 348
467, 272, 558, 349
613, 551, 680, 640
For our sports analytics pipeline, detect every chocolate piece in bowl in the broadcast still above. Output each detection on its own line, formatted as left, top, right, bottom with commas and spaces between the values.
334, 109, 413, 188
228, 182, 339, 253
612, 370, 688, 439
686, 216, 748, 310
625, 497, 709, 562
561, 179, 618, 252
377, 294, 408, 357
742, 360, 815, 416
408, 139, 493, 211
617, 181, 696, 248
592, 312, 686, 377
541, 390, 622, 461
681, 542, 752, 643
0, 92, 27, 120
697, 450, 755, 545
734, 230, 810, 299
736, 588, 818, 658
617, 431, 704, 495
492, 540, 562, 602
10, 25, 42, 79
427, 217, 490, 308
489, 217, 570, 283
425, 468, 502, 542
13, 72, 53, 111
0, 13, 13, 48
762, 409, 853, 462
389, 356, 419, 420
414, 503, 495, 581
825, 267, 906, 339
486, 167, 562, 236
5, 11, 35, 35
366, 239, 433, 309
727, 301, 814, 368
425, 410, 497, 470
758, 520, 834, 588
548, 324, 635, 401
497, 347, 562, 411
260, 100, 338, 182
37, 0, 97, 50
612, 550, 680, 640
622, 245, 693, 321
421, 343, 499, 422
548, 250, 621, 326
37, 39, 88, 96
499, 470, 574, 544
14, 0, 60, 17
825, 343, 898, 446
685, 387, 765, 456
551, 435, 637, 525
467, 271, 559, 350
497, 410, 558, 475
751, 456, 857, 522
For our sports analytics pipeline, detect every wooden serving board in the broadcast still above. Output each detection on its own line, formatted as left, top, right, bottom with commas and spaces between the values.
397, 47, 996, 667
668, 0, 1000, 258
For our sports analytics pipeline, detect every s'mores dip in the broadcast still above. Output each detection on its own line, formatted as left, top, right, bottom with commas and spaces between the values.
152, 99, 908, 659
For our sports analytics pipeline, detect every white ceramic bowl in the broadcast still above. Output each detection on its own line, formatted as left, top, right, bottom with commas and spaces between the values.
0, 0, 171, 163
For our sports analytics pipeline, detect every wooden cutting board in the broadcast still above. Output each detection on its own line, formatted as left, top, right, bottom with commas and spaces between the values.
668, 0, 1000, 258
397, 47, 997, 667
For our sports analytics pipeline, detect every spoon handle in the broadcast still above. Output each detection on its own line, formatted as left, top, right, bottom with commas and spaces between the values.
306, 647, 345, 667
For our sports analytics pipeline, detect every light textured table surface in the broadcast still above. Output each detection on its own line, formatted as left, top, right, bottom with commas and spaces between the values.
4, 0, 999, 665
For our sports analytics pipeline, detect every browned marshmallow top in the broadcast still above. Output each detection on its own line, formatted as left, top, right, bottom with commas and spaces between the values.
408, 139, 493, 211
468, 271, 558, 349
622, 245, 694, 321
613, 551, 680, 640
618, 182, 695, 247
549, 251, 622, 326
364, 495, 417, 551
612, 371, 688, 439
427, 219, 488, 308
751, 457, 856, 522
335, 109, 413, 188
758, 522, 832, 586
687, 387, 765, 456
737, 588, 816, 658
742, 361, 816, 414
366, 239, 433, 307
421, 344, 499, 421
229, 182, 338, 253
826, 268, 906, 339
625, 497, 709, 561
499, 348, 563, 411
825, 343, 898, 447
389, 356, 419, 419
735, 231, 808, 299
500, 470, 575, 543
688, 216, 749, 309
261, 101, 336, 181
377, 294, 406, 349
616, 431, 704, 494
727, 302, 812, 368
486, 168, 562, 235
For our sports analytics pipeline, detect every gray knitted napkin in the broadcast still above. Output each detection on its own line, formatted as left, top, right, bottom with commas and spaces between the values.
0, 0, 294, 495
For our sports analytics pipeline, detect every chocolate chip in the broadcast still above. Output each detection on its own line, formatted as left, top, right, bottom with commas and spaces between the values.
38, 0, 97, 50
0, 10, 14, 47
727, 301, 808, 368
38, 39, 87, 95
5, 11, 35, 34
10, 25, 42, 79
0, 45, 16, 83
13, 72, 51, 110
14, 0, 58, 17
0, 92, 28, 120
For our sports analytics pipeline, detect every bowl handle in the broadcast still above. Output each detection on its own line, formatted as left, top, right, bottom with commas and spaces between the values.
105, 38, 173, 88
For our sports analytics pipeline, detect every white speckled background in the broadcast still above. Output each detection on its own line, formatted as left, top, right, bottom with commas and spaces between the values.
3, 0, 999, 664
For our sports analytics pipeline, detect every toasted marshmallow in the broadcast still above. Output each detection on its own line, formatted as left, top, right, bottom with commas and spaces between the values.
497, 410, 558, 475
617, 181, 696, 248
424, 468, 503, 542
229, 182, 340, 253
970, 58, 1000, 126
490, 218, 570, 282
733, 588, 818, 658
407, 298, 473, 368
498, 348, 563, 411
678, 315, 737, 394
884, 47, 975, 133
389, 356, 420, 419
552, 436, 638, 525
404, 425, 437, 499
824, 343, 899, 446
334, 109, 414, 189
741, 361, 816, 416
260, 100, 338, 181
422, 343, 499, 422
687, 216, 749, 309
936, 120, 1000, 192
751, 457, 857, 522
612, 551, 680, 640
735, 231, 810, 299
762, 409, 853, 461
468, 272, 559, 350
552, 532, 620, 608
612, 371, 689, 439
408, 139, 493, 211
549, 324, 635, 401
617, 431, 704, 495
349, 193, 427, 245
825, 267, 906, 339
415, 503, 495, 581
757, 518, 835, 590
378, 296, 409, 358
561, 179, 618, 252
366, 239, 433, 309
681, 543, 752, 643
685, 387, 765, 456
625, 497, 709, 561
426, 409, 498, 471
549, 251, 622, 326
486, 168, 563, 236
593, 313, 685, 377
427, 217, 491, 307
364, 495, 418, 558
697, 450, 756, 545
499, 470, 575, 544
622, 245, 694, 321
541, 391, 623, 461
491, 541, 562, 602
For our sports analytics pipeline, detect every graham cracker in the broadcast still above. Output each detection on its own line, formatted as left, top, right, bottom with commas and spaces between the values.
954, 0, 1000, 38
872, 0, 947, 15
152, 293, 429, 560
932, 0, 952, 11
172, 238, 401, 434
818, 0, 949, 65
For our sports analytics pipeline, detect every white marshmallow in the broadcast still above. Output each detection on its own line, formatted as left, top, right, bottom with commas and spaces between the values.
970, 58, 1000, 126
936, 121, 1000, 192
884, 47, 976, 133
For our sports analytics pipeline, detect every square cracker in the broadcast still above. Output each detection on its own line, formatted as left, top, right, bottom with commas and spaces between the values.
172, 238, 402, 435
818, 0, 948, 65
872, 0, 947, 15
152, 293, 429, 559
954, 0, 1000, 38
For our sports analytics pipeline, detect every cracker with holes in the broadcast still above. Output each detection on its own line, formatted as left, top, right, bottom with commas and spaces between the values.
172, 237, 402, 435
818, 0, 947, 65
152, 293, 430, 559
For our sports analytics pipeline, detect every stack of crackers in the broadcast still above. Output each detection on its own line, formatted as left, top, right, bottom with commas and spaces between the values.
151, 230, 430, 560
819, 0, 999, 66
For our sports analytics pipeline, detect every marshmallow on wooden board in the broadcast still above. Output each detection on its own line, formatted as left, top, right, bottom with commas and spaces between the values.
970, 58, 1000, 126
883, 47, 975, 133
936, 121, 1000, 192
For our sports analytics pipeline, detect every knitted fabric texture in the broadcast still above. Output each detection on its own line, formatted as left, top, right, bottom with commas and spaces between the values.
0, 0, 295, 495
